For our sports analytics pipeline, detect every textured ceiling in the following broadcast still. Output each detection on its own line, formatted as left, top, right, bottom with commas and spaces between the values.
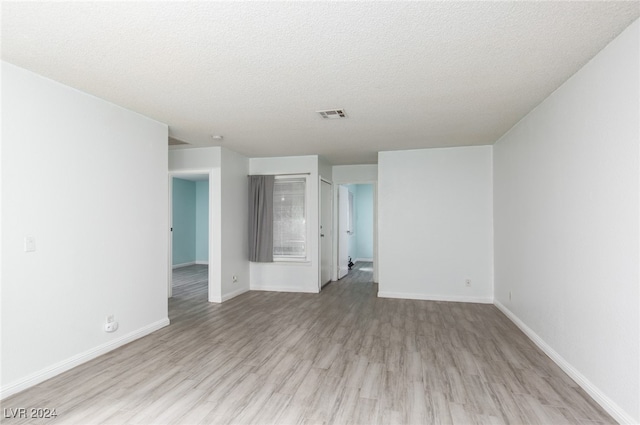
2, 2, 638, 165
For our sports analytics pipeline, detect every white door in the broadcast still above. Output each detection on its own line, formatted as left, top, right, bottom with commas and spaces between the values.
320, 180, 333, 287
338, 185, 349, 279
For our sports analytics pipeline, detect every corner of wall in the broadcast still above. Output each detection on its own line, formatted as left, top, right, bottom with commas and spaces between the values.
220, 148, 250, 301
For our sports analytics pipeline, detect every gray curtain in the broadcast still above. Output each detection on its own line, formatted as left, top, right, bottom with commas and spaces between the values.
248, 175, 275, 262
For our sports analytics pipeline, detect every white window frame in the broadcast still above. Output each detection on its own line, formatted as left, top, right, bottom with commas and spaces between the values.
273, 174, 310, 263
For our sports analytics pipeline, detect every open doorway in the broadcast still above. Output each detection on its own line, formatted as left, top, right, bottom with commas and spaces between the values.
168, 172, 210, 300
320, 179, 333, 289
337, 183, 375, 281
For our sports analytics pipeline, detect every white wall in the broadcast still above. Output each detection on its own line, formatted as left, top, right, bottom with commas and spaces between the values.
1, 62, 169, 398
378, 146, 493, 303
220, 148, 250, 301
249, 156, 320, 293
493, 20, 639, 424
333, 164, 377, 183
169, 147, 221, 169
318, 156, 333, 182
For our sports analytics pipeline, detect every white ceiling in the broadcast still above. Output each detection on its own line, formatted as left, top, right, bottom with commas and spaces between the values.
2, 2, 638, 165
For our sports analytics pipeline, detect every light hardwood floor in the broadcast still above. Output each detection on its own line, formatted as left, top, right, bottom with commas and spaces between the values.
2, 263, 615, 425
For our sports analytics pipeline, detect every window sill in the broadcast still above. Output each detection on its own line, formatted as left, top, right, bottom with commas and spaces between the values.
273, 257, 311, 264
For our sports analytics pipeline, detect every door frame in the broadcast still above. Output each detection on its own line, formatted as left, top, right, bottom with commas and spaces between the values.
168, 170, 212, 299
319, 177, 334, 291
333, 181, 378, 283
337, 185, 350, 280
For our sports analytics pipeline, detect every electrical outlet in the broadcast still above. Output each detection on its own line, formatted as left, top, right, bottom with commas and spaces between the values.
465, 279, 471, 287
232, 275, 238, 283
105, 322, 119, 333
105, 315, 118, 333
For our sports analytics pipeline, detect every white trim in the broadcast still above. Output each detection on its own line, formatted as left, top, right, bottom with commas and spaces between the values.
250, 285, 319, 294
195, 260, 209, 265
172, 261, 196, 269
273, 257, 309, 263
377, 291, 493, 304
355, 258, 373, 262
221, 287, 250, 302
338, 267, 348, 279
494, 301, 635, 425
0, 318, 170, 400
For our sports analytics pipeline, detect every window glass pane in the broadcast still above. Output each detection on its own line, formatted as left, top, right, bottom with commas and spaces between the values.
273, 178, 306, 257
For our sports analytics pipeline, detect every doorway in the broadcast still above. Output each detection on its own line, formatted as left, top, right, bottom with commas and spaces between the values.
337, 183, 375, 281
320, 179, 333, 288
168, 172, 211, 299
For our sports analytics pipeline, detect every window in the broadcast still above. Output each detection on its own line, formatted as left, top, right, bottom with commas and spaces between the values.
273, 176, 307, 259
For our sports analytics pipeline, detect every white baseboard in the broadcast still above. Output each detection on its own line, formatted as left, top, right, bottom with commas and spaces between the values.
0, 318, 170, 400
494, 300, 635, 425
250, 285, 319, 294
195, 260, 209, 265
221, 287, 250, 302
355, 258, 373, 262
377, 291, 493, 304
172, 261, 195, 269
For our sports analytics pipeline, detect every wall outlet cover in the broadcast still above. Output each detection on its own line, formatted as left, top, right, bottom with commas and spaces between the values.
105, 322, 119, 333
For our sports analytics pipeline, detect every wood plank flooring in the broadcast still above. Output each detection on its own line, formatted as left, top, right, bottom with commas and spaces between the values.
2, 262, 615, 424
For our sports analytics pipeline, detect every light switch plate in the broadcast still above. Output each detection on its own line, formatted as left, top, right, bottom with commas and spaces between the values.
24, 236, 36, 252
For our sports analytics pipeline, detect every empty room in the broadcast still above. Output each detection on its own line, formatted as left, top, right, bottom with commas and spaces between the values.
1, 2, 639, 425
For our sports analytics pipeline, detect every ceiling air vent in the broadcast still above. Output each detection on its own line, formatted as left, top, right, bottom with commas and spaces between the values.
317, 109, 347, 119
168, 137, 189, 146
